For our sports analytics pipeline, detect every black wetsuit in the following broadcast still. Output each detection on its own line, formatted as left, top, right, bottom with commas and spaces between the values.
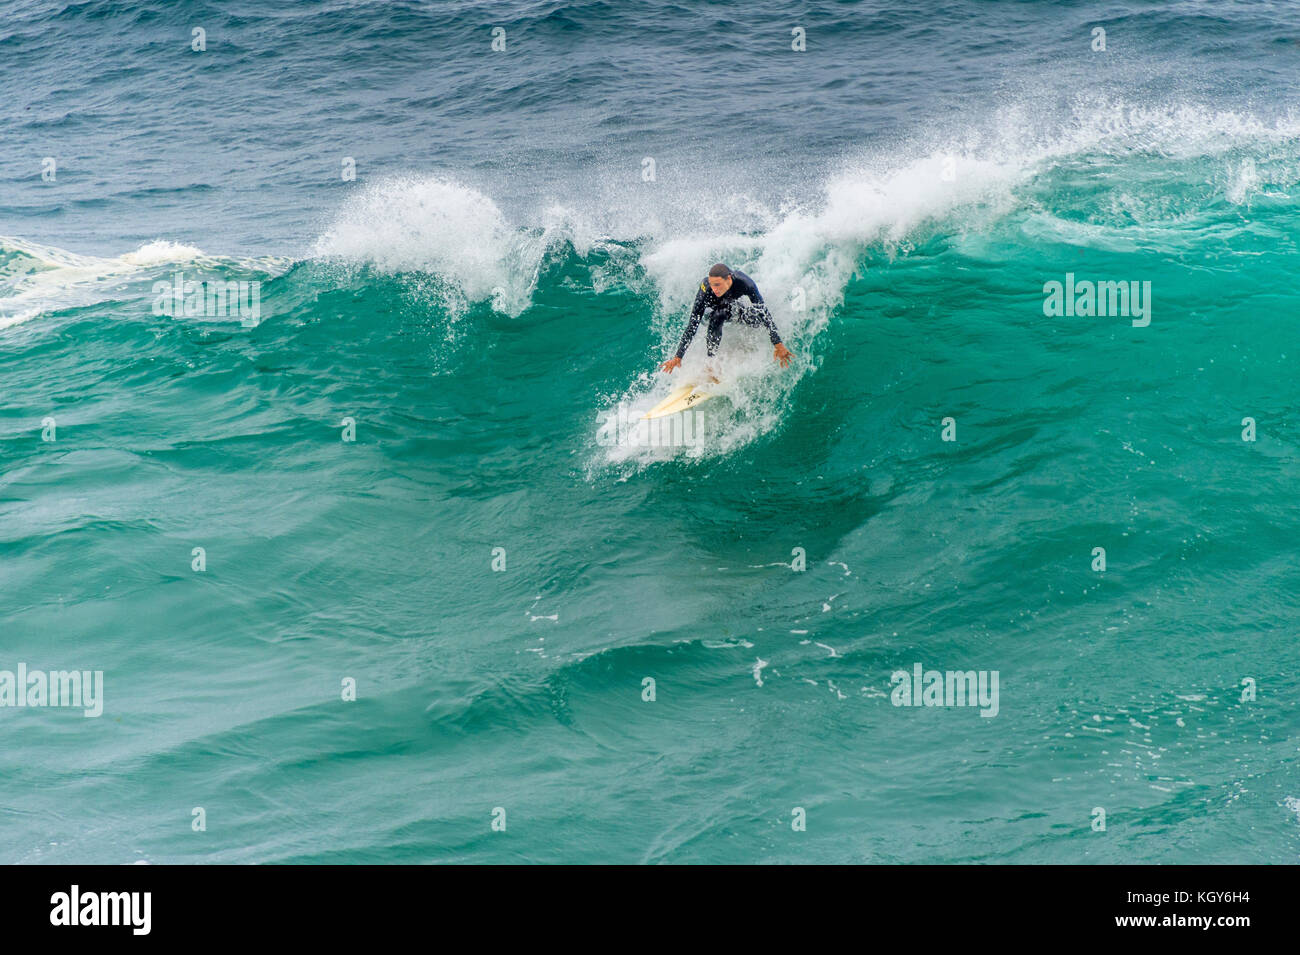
674, 269, 783, 359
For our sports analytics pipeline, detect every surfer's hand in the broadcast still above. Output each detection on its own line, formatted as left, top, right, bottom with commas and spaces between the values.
660, 356, 681, 373
774, 343, 792, 368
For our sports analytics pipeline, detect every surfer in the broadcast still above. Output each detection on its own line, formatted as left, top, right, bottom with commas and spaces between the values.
660, 263, 792, 373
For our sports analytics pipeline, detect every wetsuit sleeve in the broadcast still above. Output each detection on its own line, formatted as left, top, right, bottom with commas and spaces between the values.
674, 284, 709, 358
757, 304, 782, 346
738, 275, 783, 346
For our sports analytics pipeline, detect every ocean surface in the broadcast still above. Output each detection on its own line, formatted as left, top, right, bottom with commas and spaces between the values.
2, 0, 1298, 863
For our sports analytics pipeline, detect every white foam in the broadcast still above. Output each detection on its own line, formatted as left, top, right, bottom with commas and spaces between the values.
593, 99, 1300, 469
0, 237, 207, 329
599, 149, 1020, 468
310, 176, 557, 317
120, 239, 204, 266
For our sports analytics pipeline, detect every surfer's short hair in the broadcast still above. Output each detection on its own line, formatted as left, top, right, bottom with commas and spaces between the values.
708, 263, 732, 278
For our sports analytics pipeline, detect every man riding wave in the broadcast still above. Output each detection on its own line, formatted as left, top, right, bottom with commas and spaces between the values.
660, 263, 793, 374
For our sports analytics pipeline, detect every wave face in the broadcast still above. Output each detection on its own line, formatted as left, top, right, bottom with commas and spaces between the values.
3, 1, 1300, 863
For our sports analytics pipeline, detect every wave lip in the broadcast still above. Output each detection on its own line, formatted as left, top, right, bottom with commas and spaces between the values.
0, 237, 200, 329
597, 98, 1300, 470
0, 237, 302, 330
309, 176, 559, 318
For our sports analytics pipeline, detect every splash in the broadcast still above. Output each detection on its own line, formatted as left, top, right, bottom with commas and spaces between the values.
592, 98, 1300, 471
310, 176, 554, 317
120, 240, 204, 266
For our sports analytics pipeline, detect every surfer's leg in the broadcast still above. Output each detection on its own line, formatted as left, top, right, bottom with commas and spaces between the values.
705, 310, 726, 356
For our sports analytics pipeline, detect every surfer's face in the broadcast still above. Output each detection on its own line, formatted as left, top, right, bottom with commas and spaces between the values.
707, 275, 732, 296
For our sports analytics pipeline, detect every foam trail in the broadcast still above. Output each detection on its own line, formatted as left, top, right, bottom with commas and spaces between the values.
0, 237, 207, 329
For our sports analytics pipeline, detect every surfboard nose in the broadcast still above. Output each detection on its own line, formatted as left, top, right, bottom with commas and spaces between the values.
642, 383, 714, 419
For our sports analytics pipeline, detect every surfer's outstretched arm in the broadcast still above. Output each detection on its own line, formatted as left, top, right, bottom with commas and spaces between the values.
751, 303, 783, 346
752, 305, 792, 367
661, 286, 709, 371
741, 293, 794, 368
733, 279, 791, 367
731, 273, 786, 348
673, 310, 702, 359
675, 286, 709, 357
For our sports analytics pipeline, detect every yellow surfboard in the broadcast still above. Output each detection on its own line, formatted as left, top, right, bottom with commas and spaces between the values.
642, 382, 714, 419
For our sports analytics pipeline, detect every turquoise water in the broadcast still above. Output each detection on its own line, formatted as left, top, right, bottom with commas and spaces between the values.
2, 0, 1299, 863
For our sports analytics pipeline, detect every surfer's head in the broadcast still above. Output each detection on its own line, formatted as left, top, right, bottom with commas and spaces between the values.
707, 263, 733, 296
